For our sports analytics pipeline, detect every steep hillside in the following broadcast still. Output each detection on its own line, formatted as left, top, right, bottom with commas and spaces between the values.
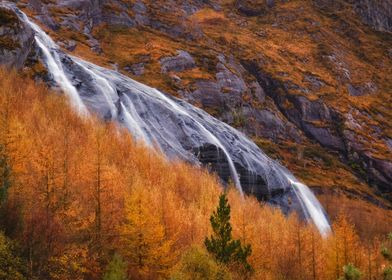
9, 0, 391, 228
0, 64, 390, 280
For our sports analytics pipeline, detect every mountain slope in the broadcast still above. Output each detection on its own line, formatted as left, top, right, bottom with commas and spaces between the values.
2, 0, 392, 235
0, 67, 391, 280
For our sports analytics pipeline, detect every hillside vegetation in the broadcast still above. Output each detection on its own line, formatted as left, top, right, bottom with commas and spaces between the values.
0, 70, 391, 279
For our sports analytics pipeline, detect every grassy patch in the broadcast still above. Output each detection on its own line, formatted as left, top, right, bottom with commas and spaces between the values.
0, 36, 20, 50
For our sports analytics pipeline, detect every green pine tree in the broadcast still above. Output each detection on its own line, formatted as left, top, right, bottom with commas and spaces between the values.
204, 193, 252, 273
103, 253, 127, 280
339, 264, 361, 280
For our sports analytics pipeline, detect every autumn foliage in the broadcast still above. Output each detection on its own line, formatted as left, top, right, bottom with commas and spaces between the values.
0, 70, 390, 279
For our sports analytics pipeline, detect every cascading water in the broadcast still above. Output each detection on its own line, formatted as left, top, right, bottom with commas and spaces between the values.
23, 16, 88, 116
9, 4, 331, 236
290, 179, 331, 237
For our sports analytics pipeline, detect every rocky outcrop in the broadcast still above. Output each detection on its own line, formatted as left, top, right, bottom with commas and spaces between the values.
191, 80, 224, 108
236, 0, 275, 16
124, 63, 145, 76
0, 5, 35, 69
242, 59, 392, 200
186, 55, 304, 144
353, 0, 392, 32
242, 60, 345, 150
315, 0, 392, 32
347, 83, 377, 97
216, 61, 247, 96
160, 51, 196, 73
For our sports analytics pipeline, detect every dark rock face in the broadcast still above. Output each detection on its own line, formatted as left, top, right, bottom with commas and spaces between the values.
124, 63, 145, 76
242, 59, 392, 200
366, 157, 392, 195
0, 5, 35, 69
285, 96, 345, 151
236, 0, 270, 16
191, 80, 224, 108
186, 55, 304, 144
347, 83, 377, 97
315, 0, 392, 32
160, 51, 196, 73
193, 143, 301, 215
353, 0, 392, 32
193, 143, 270, 200
216, 62, 247, 96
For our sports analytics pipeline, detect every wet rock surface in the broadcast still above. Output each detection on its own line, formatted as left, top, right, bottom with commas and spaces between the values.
0, 5, 34, 69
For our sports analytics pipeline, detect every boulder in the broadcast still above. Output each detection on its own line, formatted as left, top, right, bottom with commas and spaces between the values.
236, 0, 269, 16
216, 62, 247, 96
190, 80, 224, 108
160, 50, 196, 73
303, 73, 325, 91
347, 83, 377, 96
124, 63, 145, 76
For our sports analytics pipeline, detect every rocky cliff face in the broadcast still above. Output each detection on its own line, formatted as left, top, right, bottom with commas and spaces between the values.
315, 0, 392, 32
1, 0, 392, 216
350, 0, 392, 32
0, 4, 34, 68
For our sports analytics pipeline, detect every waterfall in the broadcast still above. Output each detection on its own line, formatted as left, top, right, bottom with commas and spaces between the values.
21, 14, 88, 116
12, 5, 331, 236
289, 179, 331, 237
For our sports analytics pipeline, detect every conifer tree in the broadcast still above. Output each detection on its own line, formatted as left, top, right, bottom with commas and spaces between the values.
339, 264, 361, 280
205, 193, 252, 273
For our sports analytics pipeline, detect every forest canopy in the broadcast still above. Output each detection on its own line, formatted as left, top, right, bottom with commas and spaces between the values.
0, 69, 390, 279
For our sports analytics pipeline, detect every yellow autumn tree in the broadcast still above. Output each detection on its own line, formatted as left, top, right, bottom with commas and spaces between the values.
120, 180, 174, 279
325, 214, 362, 279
